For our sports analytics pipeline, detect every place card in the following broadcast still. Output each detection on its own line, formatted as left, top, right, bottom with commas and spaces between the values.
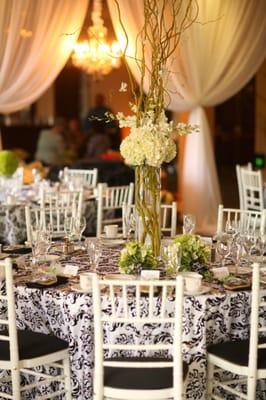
140, 270, 160, 280
211, 267, 229, 280
63, 264, 79, 276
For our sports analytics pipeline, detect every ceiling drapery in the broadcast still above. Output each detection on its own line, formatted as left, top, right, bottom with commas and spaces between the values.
0, 0, 88, 114
108, 0, 266, 233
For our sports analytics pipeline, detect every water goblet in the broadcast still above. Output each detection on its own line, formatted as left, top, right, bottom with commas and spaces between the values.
216, 235, 231, 268
64, 216, 75, 241
74, 217, 87, 242
183, 214, 196, 234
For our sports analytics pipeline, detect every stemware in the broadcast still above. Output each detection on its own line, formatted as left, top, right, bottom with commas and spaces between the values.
183, 214, 196, 234
64, 216, 75, 241
216, 235, 231, 268
74, 217, 87, 242
85, 239, 96, 265
162, 244, 182, 277
123, 206, 136, 240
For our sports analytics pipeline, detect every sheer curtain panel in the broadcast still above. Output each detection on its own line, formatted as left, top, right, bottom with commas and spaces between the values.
0, 0, 88, 113
108, 0, 266, 234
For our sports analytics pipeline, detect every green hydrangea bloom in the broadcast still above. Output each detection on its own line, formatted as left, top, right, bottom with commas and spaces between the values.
173, 234, 210, 271
118, 241, 157, 275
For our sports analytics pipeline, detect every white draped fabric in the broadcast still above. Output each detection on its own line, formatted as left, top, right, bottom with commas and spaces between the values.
0, 0, 88, 114
108, 0, 266, 234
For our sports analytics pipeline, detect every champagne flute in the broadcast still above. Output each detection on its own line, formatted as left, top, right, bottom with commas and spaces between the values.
64, 216, 74, 241
74, 217, 87, 242
183, 214, 196, 234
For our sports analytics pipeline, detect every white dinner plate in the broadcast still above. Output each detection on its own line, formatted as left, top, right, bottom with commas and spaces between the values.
100, 238, 125, 247
184, 285, 211, 296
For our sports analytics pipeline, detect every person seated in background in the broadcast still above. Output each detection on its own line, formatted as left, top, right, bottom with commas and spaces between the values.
83, 93, 120, 150
85, 120, 111, 159
35, 117, 66, 166
65, 118, 85, 159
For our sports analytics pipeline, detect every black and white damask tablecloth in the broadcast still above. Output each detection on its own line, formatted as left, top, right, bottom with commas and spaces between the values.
1, 247, 266, 399
0, 201, 98, 245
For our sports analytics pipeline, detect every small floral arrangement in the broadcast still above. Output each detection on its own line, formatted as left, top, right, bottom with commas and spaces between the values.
118, 240, 158, 275
173, 234, 211, 274
0, 150, 18, 177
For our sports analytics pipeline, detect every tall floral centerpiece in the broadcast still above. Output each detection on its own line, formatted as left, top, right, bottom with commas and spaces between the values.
114, 0, 199, 257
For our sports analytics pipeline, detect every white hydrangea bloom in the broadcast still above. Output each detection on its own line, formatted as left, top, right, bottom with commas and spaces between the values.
117, 106, 196, 167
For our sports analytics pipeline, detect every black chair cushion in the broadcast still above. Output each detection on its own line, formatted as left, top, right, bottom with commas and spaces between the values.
104, 356, 188, 390
0, 329, 68, 361
207, 338, 266, 368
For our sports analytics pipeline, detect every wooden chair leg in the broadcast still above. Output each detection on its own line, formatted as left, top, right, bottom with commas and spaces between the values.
63, 356, 72, 400
11, 369, 21, 400
207, 361, 214, 399
247, 376, 256, 400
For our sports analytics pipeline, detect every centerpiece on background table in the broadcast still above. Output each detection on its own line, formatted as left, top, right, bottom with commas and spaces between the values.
0, 150, 18, 178
111, 0, 199, 258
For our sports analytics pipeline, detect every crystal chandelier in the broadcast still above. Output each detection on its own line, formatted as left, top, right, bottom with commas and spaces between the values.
72, 0, 121, 77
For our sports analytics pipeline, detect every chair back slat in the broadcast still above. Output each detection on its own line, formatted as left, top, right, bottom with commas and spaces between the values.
91, 273, 184, 397
63, 167, 98, 188
216, 205, 265, 235
122, 202, 177, 238
236, 163, 252, 209
240, 169, 264, 212
96, 183, 134, 237
94, 277, 182, 330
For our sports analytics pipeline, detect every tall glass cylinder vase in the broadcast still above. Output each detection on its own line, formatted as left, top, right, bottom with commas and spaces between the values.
135, 165, 161, 257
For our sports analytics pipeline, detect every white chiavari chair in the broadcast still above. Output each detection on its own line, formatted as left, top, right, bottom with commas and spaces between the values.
122, 202, 177, 238
236, 163, 252, 209
240, 168, 264, 212
96, 183, 134, 237
207, 262, 266, 399
0, 258, 72, 400
216, 205, 266, 236
25, 202, 82, 243
63, 167, 98, 189
90, 273, 187, 400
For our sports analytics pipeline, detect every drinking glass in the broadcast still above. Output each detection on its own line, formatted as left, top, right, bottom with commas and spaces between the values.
123, 206, 135, 240
249, 235, 264, 262
183, 214, 196, 234
64, 216, 75, 240
92, 248, 102, 271
162, 244, 182, 277
216, 235, 231, 268
85, 239, 96, 265
74, 217, 87, 242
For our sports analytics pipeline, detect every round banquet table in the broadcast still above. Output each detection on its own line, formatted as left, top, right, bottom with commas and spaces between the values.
0, 200, 98, 245
0, 245, 266, 400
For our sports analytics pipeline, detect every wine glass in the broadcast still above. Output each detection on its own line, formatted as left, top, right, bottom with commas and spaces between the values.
85, 239, 96, 265
183, 214, 196, 234
64, 216, 75, 240
123, 205, 136, 239
92, 248, 102, 272
74, 217, 87, 242
216, 235, 231, 268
